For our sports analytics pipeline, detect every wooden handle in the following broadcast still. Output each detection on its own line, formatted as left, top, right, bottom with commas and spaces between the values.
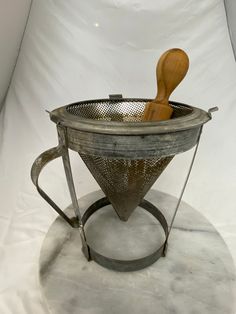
142, 48, 189, 121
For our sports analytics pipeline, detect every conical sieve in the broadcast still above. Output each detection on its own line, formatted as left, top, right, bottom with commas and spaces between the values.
31, 95, 216, 271
79, 154, 172, 221
50, 97, 208, 221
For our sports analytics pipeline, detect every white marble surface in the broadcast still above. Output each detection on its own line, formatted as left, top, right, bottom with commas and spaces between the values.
39, 190, 236, 314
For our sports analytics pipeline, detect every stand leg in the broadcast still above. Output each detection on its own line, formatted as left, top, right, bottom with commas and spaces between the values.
164, 126, 203, 253
58, 125, 90, 258
58, 125, 81, 221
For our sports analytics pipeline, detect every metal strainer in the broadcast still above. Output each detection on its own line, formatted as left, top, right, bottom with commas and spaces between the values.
31, 95, 217, 271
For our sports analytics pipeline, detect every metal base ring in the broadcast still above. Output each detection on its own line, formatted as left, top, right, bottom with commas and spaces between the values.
81, 197, 168, 272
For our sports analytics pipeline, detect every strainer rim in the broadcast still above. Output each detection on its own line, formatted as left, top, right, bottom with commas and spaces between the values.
49, 98, 210, 135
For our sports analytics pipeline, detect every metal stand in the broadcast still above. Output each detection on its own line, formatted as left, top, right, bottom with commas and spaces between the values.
163, 126, 202, 254
81, 197, 168, 271
78, 126, 203, 271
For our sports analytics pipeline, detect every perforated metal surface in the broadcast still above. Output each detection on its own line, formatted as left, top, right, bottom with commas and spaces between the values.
32, 98, 211, 225
66, 99, 192, 122
61, 99, 204, 220
80, 153, 172, 220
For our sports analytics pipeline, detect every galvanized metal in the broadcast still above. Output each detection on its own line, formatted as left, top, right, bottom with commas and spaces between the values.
57, 125, 81, 220
31, 95, 218, 271
53, 98, 211, 221
49, 99, 210, 135
80, 153, 173, 221
50, 99, 210, 159
164, 126, 203, 253
30, 145, 79, 228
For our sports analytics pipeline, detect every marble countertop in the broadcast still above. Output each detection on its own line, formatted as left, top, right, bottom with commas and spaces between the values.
39, 190, 236, 314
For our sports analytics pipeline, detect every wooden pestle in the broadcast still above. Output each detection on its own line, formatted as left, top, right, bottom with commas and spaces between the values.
142, 48, 189, 121
125, 48, 189, 209
124, 49, 189, 219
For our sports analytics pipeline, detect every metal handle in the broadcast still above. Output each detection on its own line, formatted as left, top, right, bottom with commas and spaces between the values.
31, 145, 80, 228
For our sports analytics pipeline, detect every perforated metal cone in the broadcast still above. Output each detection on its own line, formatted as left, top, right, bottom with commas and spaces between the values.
49, 97, 209, 221
80, 154, 173, 221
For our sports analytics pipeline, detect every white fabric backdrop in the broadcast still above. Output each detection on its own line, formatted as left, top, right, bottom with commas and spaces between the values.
225, 0, 236, 58
0, 0, 32, 109
0, 0, 236, 313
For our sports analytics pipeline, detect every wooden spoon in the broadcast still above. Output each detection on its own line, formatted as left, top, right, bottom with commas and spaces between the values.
142, 48, 189, 121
